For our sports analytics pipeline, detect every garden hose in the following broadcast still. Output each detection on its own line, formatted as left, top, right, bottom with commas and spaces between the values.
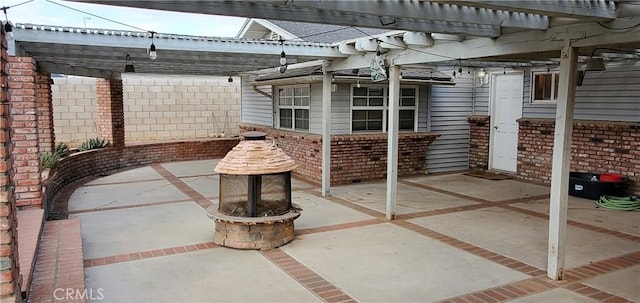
595, 195, 640, 211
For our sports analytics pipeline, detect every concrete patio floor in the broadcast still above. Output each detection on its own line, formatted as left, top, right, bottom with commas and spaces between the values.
32, 160, 640, 302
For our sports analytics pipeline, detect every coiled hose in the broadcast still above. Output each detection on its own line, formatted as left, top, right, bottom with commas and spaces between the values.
595, 195, 640, 211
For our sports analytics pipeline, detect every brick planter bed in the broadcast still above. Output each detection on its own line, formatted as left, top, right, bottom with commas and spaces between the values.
240, 123, 440, 185
41, 138, 239, 218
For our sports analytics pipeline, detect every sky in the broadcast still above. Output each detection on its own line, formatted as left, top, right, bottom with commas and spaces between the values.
1, 0, 248, 37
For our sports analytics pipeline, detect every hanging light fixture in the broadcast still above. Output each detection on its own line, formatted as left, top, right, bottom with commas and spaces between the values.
123, 54, 135, 73
2, 6, 13, 40
148, 31, 157, 60
227, 76, 233, 83
279, 39, 287, 73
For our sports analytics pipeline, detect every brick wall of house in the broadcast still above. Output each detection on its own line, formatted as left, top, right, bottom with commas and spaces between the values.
96, 79, 125, 148
42, 138, 239, 218
0, 28, 20, 303
52, 75, 241, 146
518, 118, 639, 195
468, 115, 490, 170
36, 72, 54, 153
8, 57, 41, 208
240, 124, 439, 185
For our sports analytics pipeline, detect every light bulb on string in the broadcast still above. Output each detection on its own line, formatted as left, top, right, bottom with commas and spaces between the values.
148, 31, 157, 60
280, 51, 287, 66
2, 6, 13, 41
4, 21, 13, 40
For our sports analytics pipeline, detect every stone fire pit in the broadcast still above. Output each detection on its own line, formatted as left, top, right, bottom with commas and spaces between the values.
211, 131, 301, 250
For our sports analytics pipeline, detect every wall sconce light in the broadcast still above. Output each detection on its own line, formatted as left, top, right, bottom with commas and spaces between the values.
477, 68, 489, 86
331, 83, 337, 93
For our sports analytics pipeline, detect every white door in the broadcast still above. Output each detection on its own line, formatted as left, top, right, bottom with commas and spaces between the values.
490, 73, 523, 172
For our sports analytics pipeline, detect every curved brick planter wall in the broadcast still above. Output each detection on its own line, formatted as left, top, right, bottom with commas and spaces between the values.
42, 138, 239, 217
240, 124, 439, 185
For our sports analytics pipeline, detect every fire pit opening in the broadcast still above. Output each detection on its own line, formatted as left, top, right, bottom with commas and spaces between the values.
219, 172, 291, 217
211, 131, 301, 250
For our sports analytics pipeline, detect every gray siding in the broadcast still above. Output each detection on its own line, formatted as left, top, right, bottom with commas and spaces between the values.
308, 82, 352, 135
241, 75, 273, 127
427, 76, 474, 173
522, 63, 640, 121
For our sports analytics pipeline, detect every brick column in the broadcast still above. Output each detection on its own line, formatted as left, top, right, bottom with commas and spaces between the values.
8, 57, 41, 208
96, 79, 124, 148
0, 27, 21, 303
36, 72, 54, 153
468, 115, 490, 170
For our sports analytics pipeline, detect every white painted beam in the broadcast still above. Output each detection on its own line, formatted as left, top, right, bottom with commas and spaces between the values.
13, 25, 345, 58
36, 61, 120, 79
385, 65, 401, 220
321, 62, 332, 197
263, 0, 549, 29
435, 0, 617, 21
547, 43, 578, 281
327, 22, 640, 71
67, 0, 501, 37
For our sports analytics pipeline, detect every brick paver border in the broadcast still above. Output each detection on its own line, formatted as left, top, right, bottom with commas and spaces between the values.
83, 242, 219, 268
261, 249, 358, 303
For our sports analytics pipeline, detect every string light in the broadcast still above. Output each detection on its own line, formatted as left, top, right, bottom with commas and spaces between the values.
148, 31, 157, 60
279, 39, 287, 73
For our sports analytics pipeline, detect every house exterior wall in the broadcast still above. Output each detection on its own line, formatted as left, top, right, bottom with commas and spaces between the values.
468, 63, 639, 193
240, 123, 439, 185
241, 75, 273, 127
52, 74, 241, 146
427, 75, 474, 173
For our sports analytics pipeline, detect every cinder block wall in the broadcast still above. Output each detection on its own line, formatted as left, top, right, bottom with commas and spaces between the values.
52, 74, 241, 146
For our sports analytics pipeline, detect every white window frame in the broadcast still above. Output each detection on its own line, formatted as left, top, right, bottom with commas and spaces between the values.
275, 84, 310, 132
530, 70, 560, 104
349, 84, 419, 133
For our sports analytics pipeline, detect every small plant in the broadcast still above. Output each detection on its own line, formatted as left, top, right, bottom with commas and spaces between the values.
78, 137, 110, 151
40, 152, 60, 169
54, 142, 71, 158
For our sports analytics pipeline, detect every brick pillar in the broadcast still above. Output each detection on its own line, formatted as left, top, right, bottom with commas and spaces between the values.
0, 27, 21, 303
468, 115, 490, 170
96, 79, 124, 148
8, 57, 41, 208
36, 72, 54, 153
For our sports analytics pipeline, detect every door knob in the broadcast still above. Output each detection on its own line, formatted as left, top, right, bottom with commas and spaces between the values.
494, 126, 498, 129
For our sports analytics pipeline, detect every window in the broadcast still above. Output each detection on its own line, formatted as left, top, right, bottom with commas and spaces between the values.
351, 85, 418, 132
277, 85, 309, 131
532, 71, 559, 102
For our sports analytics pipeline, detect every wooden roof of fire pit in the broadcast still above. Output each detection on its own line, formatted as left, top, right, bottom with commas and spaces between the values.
214, 134, 297, 175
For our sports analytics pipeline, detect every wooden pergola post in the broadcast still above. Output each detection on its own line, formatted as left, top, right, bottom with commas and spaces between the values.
547, 42, 578, 280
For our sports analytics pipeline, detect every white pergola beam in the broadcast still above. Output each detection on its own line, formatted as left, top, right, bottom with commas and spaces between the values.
322, 62, 332, 197
13, 25, 345, 58
68, 0, 501, 37
327, 21, 640, 71
547, 43, 578, 281
434, 0, 618, 21
385, 65, 401, 220
36, 61, 120, 79
274, 0, 549, 29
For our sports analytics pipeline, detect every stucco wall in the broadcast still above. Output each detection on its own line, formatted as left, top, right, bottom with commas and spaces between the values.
52, 74, 241, 146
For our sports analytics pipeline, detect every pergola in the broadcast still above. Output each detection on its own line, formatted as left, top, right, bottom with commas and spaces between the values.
20, 0, 640, 281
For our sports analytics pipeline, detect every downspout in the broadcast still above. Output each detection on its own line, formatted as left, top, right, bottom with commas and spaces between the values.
471, 68, 476, 115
